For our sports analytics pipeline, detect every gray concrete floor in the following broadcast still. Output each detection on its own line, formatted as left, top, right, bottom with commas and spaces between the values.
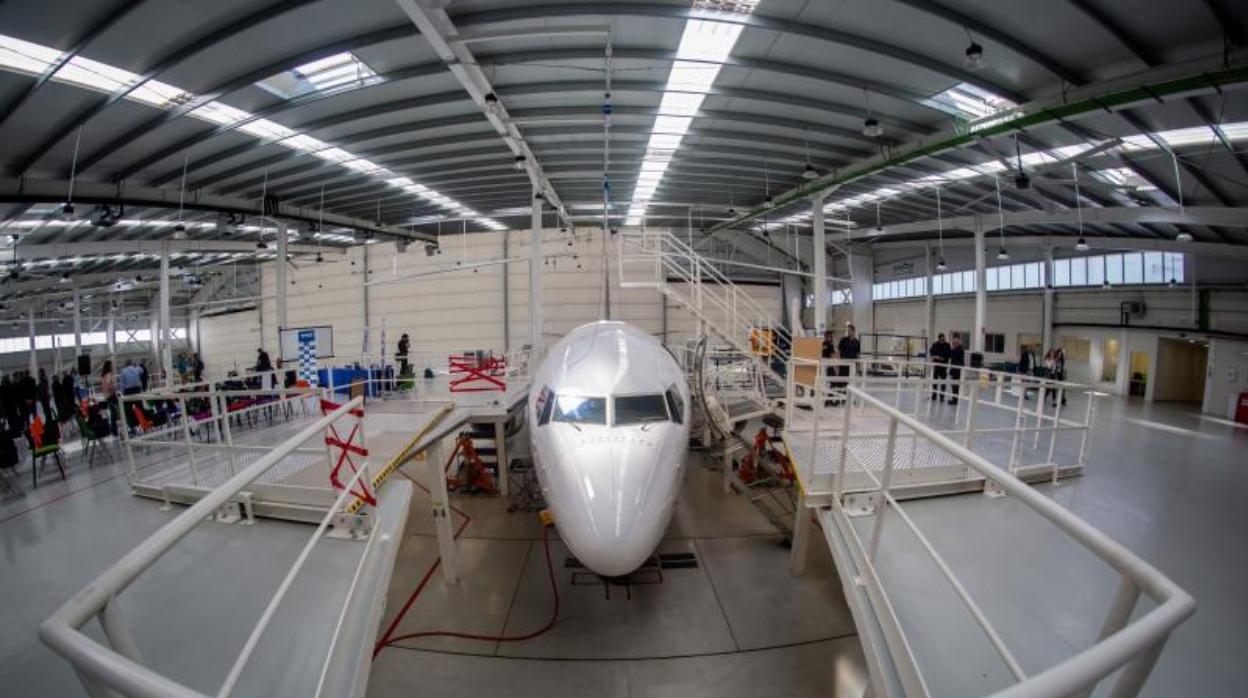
3, 392, 1243, 697
0, 419, 372, 698
369, 461, 870, 697
845, 395, 1248, 697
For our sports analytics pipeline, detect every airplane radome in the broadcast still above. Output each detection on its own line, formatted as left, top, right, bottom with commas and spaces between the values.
528, 321, 691, 577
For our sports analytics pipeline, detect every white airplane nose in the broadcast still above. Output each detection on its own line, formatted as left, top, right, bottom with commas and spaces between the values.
542, 435, 678, 577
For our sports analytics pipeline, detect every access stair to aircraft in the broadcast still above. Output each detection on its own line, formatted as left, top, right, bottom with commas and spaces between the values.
619, 228, 791, 387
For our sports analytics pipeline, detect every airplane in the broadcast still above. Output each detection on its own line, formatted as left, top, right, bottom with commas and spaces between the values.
528, 321, 691, 577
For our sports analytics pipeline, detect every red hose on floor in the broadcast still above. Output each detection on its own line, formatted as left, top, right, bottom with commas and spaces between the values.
372, 469, 560, 658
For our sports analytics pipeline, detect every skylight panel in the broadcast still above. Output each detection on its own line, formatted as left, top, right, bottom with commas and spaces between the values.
237, 118, 297, 141
0, 35, 62, 74
189, 101, 251, 127
58, 55, 142, 93
256, 51, 379, 99
922, 82, 1017, 121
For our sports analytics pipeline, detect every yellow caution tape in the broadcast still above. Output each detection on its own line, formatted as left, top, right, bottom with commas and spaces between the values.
345, 403, 456, 514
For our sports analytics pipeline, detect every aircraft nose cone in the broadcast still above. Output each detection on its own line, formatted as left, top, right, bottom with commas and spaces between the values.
541, 436, 678, 577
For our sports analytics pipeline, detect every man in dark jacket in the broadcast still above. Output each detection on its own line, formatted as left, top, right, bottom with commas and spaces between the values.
255, 348, 273, 372
948, 333, 966, 405
1018, 345, 1034, 400
397, 333, 411, 377
929, 333, 951, 401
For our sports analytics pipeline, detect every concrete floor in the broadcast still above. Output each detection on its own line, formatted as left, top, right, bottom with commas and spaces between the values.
2, 392, 1244, 697
842, 395, 1248, 697
369, 461, 870, 697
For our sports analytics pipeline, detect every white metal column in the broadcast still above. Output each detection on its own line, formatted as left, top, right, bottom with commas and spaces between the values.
27, 307, 36, 374
530, 190, 542, 353
812, 194, 826, 335
1042, 247, 1055, 352
72, 288, 82, 360
159, 242, 173, 385
974, 225, 986, 353
275, 220, 288, 347
924, 242, 935, 342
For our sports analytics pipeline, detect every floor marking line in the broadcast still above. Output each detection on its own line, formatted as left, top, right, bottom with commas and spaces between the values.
385, 632, 860, 662
691, 537, 741, 652
494, 539, 536, 658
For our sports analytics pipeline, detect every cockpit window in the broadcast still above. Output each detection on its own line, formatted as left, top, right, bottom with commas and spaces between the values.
665, 386, 684, 425
614, 394, 669, 426
552, 395, 607, 425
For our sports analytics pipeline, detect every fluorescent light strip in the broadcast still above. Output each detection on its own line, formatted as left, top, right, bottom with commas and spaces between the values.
0, 35, 504, 232
774, 121, 1248, 226
624, 7, 754, 226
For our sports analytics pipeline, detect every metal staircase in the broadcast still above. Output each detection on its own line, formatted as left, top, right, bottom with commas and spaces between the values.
619, 228, 791, 384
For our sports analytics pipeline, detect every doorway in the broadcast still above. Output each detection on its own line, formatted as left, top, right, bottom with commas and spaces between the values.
1101, 338, 1120, 383
1154, 338, 1209, 404
1128, 351, 1150, 397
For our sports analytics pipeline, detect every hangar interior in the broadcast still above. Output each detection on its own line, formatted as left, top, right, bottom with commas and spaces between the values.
1, 1, 1247, 697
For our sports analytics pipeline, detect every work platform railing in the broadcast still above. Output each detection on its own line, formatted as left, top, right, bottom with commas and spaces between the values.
784, 357, 1096, 498
41, 398, 415, 698
806, 384, 1194, 697
620, 228, 791, 382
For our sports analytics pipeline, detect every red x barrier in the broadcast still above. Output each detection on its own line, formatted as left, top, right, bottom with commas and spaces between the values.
448, 354, 507, 393
320, 398, 375, 507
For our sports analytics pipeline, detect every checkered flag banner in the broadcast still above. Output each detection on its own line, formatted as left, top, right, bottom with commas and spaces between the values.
298, 329, 318, 386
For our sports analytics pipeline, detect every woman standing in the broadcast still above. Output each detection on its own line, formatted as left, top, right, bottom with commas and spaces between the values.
100, 361, 118, 436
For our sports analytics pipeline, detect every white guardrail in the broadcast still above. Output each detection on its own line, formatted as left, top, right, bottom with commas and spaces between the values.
40, 397, 407, 698
798, 362, 1193, 697
785, 357, 1097, 492
620, 228, 791, 372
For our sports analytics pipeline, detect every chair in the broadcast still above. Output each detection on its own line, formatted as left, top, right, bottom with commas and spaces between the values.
75, 414, 113, 467
26, 419, 66, 489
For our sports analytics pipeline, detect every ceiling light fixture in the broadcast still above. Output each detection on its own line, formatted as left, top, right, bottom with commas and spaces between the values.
994, 175, 1009, 260
964, 29, 986, 70
1013, 135, 1030, 189
1072, 162, 1088, 252
1175, 231, 1193, 242
935, 184, 947, 270
801, 130, 818, 179
862, 116, 882, 139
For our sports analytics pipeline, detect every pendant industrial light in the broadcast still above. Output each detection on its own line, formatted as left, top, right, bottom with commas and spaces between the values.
964, 28, 986, 70
1013, 135, 1030, 190
1072, 162, 1089, 251
173, 152, 189, 239
62, 126, 83, 219
995, 176, 1009, 260
762, 165, 774, 208
935, 185, 948, 271
861, 89, 883, 138
801, 131, 818, 179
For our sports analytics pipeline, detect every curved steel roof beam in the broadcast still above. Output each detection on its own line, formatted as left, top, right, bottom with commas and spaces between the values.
449, 3, 1025, 101
0, 0, 148, 129
100, 26, 427, 179
890, 0, 1084, 85
8, 0, 322, 177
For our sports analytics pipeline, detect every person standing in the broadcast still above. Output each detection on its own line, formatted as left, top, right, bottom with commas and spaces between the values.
929, 333, 951, 402
119, 360, 143, 396
255, 348, 273, 372
837, 322, 861, 376
192, 352, 204, 383
1052, 346, 1067, 406
100, 360, 118, 435
396, 333, 411, 377
138, 360, 149, 392
1018, 344, 1034, 400
20, 370, 37, 425
948, 333, 966, 406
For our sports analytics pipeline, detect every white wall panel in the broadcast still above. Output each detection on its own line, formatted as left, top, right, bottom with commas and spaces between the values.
198, 309, 261, 373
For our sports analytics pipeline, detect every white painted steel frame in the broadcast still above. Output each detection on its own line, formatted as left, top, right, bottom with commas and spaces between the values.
40, 398, 389, 698
819, 386, 1194, 697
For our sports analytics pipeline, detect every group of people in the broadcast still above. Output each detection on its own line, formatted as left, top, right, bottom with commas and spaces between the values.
1016, 344, 1068, 406
820, 323, 861, 404
174, 352, 205, 384
0, 368, 89, 434
927, 332, 967, 405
